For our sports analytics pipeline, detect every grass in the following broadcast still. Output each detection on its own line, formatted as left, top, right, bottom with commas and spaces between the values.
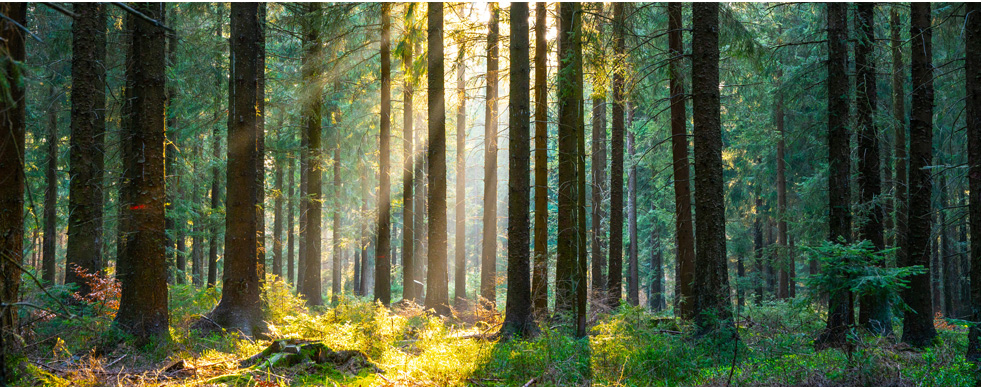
9, 277, 980, 386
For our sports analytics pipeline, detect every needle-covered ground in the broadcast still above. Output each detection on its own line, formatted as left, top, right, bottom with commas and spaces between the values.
9, 275, 978, 386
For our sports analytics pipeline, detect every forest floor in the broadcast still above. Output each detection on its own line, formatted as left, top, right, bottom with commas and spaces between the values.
9, 277, 979, 387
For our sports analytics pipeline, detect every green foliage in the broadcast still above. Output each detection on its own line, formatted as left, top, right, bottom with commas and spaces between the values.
804, 239, 925, 311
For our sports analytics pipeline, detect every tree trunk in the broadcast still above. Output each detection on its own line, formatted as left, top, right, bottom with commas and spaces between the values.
776, 69, 789, 300
555, 2, 583, 319
300, 2, 323, 306
966, 1, 981, 362
402, 25, 415, 303
455, 34, 467, 308
255, 3, 268, 291
425, 2, 449, 316
502, 1, 534, 337
66, 3, 107, 295
0, 4, 27, 381
902, 2, 937, 348
590, 5, 608, 300
532, 2, 550, 318
376, 3, 392, 305
607, 2, 626, 309
481, 2, 500, 308
331, 139, 342, 304
892, 7, 908, 286
42, 85, 59, 286
273, 160, 284, 278
208, 4, 223, 289
668, 2, 695, 319
115, 2, 169, 341
754, 187, 765, 303
816, 2, 853, 349
627, 115, 639, 307
691, 2, 732, 336
287, 158, 295, 284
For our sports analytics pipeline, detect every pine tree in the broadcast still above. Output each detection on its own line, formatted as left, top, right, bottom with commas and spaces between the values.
668, 2, 695, 319
425, 2, 449, 316
481, 2, 500, 308
376, 2, 393, 306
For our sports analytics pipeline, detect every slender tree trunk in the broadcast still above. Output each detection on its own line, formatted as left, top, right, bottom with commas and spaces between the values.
555, 2, 583, 319
0, 5, 27, 381
816, 2, 853, 349
255, 4, 268, 290
287, 159, 295, 284
331, 141, 342, 304
532, 2, 550, 317
776, 70, 789, 300
941, 173, 954, 317
413, 106, 427, 301
691, 2, 733, 336
899, 2, 937, 348
300, 2, 323, 306
208, 3, 223, 289
607, 2, 626, 309
273, 161, 284, 278
754, 187, 765, 303
425, 2, 449, 316
42, 85, 59, 286
590, 4, 608, 300
376, 3, 392, 305
115, 2, 169, 341
66, 3, 107, 295
455, 34, 467, 308
481, 2, 500, 308
627, 128, 639, 306
649, 203, 665, 311
668, 3, 695, 319
966, 1, 981, 362
892, 7, 908, 284
502, 1, 535, 337
402, 26, 415, 303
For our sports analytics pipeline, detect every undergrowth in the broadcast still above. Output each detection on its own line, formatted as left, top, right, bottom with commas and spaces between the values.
10, 275, 980, 386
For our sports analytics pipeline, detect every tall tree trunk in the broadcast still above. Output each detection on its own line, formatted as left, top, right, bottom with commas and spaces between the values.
902, 2, 937, 348
481, 2, 500, 308
273, 161, 284, 277
754, 186, 764, 303
627, 126, 639, 306
0, 5, 27, 381
816, 2, 853, 349
198, 3, 265, 336
42, 85, 59, 286
300, 2, 323, 306
331, 137, 342, 304
966, 1, 981, 362
607, 2, 626, 309
255, 4, 268, 290
502, 1, 534, 337
402, 23, 415, 303
455, 34, 467, 308
208, 3, 223, 289
776, 70, 789, 300
115, 2, 169, 341
555, 2, 583, 319
376, 3, 392, 305
66, 3, 107, 295
413, 101, 427, 302
891, 7, 908, 287
532, 2, 550, 317
668, 2, 695, 319
941, 173, 954, 317
287, 158, 295, 284
691, 2, 732, 336
590, 4, 608, 300
855, 3, 890, 335
426, 2, 449, 316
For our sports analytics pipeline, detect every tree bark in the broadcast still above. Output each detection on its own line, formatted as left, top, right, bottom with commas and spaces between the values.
590, 4, 608, 300
481, 2, 500, 308
454, 34, 467, 308
502, 1, 535, 337
273, 159, 284, 277
426, 2, 449, 316
776, 70, 789, 300
402, 23, 415, 303
607, 2, 625, 309
668, 3, 695, 319
0, 4, 27, 380
287, 158, 295, 284
901, 2, 937, 348
115, 2, 169, 341
376, 3, 392, 305
42, 85, 59, 286
300, 2, 323, 306
691, 2, 733, 336
208, 3, 223, 289
66, 3, 107, 295
966, 1, 981, 362
331, 132, 342, 304
627, 125, 639, 307
532, 2, 550, 318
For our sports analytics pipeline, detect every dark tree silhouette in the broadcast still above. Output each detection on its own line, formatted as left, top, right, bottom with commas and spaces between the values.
532, 2, 550, 317
114, 2, 169, 341
402, 21, 416, 303
426, 2, 449, 316
42, 86, 58, 286
376, 3, 392, 305
607, 2, 625, 309
481, 2, 500, 308
208, 4, 223, 289
455, 34, 467, 308
966, 1, 981, 362
668, 2, 695, 319
590, 3, 608, 299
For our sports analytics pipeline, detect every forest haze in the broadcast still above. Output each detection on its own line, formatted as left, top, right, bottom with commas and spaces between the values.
1, 2, 980, 386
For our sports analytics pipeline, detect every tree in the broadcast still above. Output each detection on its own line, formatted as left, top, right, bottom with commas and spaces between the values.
607, 2, 625, 309
42, 85, 58, 286
300, 2, 323, 306
855, 3, 889, 335
287, 158, 295, 284
425, 2, 449, 316
481, 2, 500, 308
402, 14, 416, 303
627, 127, 639, 306
273, 163, 284, 277
196, 3, 265, 337
208, 3, 223, 289
502, 1, 535, 338
901, 2, 937, 347
775, 78, 788, 300
454, 33, 467, 308
668, 2, 695, 319
555, 1, 583, 322
65, 3, 107, 296
691, 2, 732, 335
114, 2, 169, 341
966, 1, 981, 362
331, 109, 341, 304
532, 2, 549, 317
376, 2, 392, 306
0, 4, 27, 382
590, 3, 608, 299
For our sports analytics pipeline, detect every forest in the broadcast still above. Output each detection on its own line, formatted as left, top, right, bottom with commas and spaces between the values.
0, 1, 980, 386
